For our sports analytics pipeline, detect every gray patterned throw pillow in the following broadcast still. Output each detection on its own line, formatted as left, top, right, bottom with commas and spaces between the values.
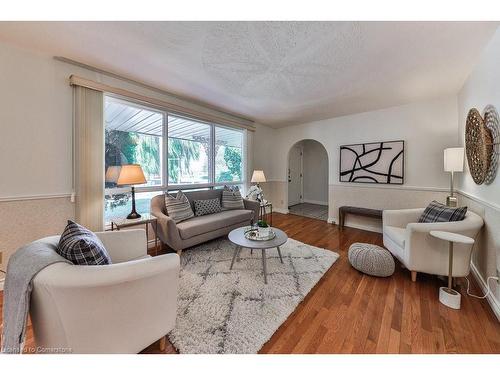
165, 190, 195, 223
222, 185, 244, 210
418, 200, 467, 223
194, 198, 222, 216
57, 220, 111, 265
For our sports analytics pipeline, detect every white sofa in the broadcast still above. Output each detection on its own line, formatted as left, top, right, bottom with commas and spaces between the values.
30, 229, 180, 354
382, 208, 483, 281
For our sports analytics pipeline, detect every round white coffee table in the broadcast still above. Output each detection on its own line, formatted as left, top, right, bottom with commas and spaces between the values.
228, 227, 288, 284
430, 230, 474, 310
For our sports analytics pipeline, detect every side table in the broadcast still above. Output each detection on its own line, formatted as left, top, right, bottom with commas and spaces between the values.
110, 213, 159, 256
260, 202, 273, 226
430, 230, 475, 310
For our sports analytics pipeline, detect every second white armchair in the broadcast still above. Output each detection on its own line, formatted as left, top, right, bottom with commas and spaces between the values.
383, 208, 483, 281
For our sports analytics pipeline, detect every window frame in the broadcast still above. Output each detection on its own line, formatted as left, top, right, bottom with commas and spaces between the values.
104, 94, 246, 208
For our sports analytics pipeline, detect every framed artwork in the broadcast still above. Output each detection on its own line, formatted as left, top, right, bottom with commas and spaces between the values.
339, 140, 405, 184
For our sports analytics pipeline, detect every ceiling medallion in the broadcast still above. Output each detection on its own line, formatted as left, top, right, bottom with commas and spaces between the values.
465, 108, 493, 185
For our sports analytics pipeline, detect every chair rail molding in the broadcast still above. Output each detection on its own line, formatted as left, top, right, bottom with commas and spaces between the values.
0, 193, 73, 203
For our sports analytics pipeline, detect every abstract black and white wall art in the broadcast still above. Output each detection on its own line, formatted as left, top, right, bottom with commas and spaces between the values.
339, 140, 404, 184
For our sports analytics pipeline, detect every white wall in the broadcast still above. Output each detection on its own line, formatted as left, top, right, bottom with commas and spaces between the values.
457, 28, 500, 317
0, 40, 253, 272
301, 140, 328, 205
256, 96, 459, 224
270, 96, 459, 188
458, 29, 500, 207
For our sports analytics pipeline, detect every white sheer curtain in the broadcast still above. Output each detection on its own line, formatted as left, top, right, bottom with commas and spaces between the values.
73, 85, 104, 231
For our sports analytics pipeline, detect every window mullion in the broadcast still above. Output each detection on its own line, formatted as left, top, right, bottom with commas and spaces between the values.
164, 112, 169, 190
210, 123, 215, 186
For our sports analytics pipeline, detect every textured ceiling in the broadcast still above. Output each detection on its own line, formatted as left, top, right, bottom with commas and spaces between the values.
0, 22, 497, 127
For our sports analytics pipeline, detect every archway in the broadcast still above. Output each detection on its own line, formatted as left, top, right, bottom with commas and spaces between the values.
286, 139, 329, 221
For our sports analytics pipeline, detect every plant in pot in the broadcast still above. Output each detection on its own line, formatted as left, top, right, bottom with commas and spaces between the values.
257, 220, 270, 237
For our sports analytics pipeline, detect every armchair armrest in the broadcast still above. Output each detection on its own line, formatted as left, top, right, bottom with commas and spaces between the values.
31, 254, 180, 353
96, 229, 146, 263
383, 208, 424, 228
243, 199, 260, 223
35, 253, 179, 288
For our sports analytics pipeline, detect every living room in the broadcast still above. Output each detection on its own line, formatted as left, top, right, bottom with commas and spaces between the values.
0, 1, 499, 372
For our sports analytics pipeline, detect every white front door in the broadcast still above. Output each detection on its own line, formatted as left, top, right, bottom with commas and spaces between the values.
288, 145, 303, 207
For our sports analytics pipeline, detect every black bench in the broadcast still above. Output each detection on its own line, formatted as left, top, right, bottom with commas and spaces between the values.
338, 206, 382, 228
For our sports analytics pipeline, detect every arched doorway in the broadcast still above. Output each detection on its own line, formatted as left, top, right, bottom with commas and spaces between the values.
286, 139, 329, 221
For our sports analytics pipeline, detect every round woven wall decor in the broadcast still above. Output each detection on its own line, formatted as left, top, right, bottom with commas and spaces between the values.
483, 104, 500, 185
465, 108, 492, 185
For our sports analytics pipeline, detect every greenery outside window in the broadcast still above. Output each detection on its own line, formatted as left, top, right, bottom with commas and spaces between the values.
104, 96, 246, 222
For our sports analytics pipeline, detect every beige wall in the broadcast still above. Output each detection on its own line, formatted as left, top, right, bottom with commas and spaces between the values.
0, 197, 75, 272
330, 184, 449, 232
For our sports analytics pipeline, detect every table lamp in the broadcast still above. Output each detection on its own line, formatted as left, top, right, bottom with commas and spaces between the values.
444, 148, 464, 207
251, 170, 266, 202
116, 164, 147, 219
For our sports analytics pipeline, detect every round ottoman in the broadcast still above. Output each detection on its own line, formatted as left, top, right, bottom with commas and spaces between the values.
348, 242, 395, 277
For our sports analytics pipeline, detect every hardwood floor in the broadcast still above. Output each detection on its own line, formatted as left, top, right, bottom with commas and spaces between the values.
1, 213, 499, 353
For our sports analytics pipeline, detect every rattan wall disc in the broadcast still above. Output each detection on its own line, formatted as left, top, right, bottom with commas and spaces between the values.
465, 108, 492, 185
483, 104, 500, 184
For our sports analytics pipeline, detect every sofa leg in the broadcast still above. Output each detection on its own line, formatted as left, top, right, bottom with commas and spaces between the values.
176, 249, 182, 256
159, 336, 166, 351
411, 271, 417, 282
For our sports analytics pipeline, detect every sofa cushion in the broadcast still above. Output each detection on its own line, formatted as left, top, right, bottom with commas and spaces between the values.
418, 200, 467, 223
194, 198, 222, 217
222, 185, 244, 210
165, 190, 195, 223
177, 209, 254, 240
383, 225, 406, 249
57, 220, 111, 265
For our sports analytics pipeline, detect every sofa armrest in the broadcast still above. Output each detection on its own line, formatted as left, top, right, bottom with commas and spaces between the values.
96, 229, 147, 263
383, 208, 424, 228
151, 209, 183, 252
244, 199, 260, 223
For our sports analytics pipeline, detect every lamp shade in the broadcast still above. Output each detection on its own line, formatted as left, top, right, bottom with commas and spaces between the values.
444, 148, 464, 172
105, 166, 121, 183
251, 170, 266, 183
116, 164, 147, 186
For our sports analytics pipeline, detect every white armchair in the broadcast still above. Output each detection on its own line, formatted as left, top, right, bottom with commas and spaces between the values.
30, 229, 180, 353
383, 208, 483, 281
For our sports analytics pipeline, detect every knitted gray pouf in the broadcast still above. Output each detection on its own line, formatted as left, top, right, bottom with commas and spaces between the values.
348, 242, 395, 277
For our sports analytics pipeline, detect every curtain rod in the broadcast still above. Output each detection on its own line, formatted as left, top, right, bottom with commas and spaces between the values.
54, 56, 255, 126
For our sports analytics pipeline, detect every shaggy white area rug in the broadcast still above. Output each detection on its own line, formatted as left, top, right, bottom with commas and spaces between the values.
168, 237, 339, 354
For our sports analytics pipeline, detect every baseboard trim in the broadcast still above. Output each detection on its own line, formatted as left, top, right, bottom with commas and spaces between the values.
329, 216, 382, 233
470, 262, 500, 321
303, 199, 328, 206
274, 208, 289, 214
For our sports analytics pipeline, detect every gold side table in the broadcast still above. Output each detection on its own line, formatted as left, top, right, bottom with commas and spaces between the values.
259, 202, 273, 226
110, 213, 159, 256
